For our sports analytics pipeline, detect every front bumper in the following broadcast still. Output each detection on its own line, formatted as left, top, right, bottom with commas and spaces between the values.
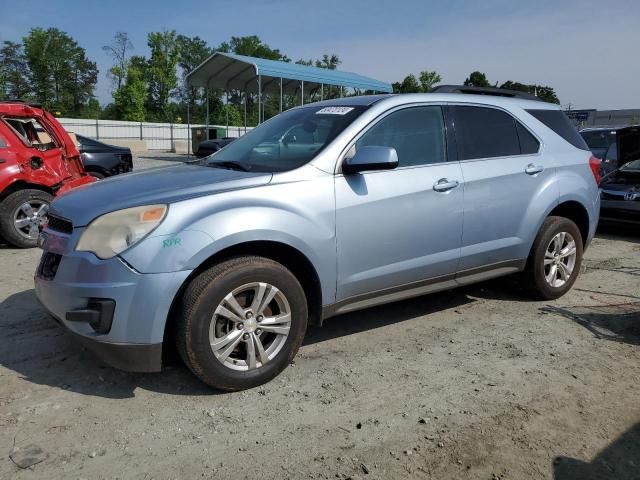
34, 229, 191, 372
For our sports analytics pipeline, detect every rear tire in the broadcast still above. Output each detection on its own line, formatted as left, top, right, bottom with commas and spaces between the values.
88, 171, 106, 180
524, 216, 583, 300
176, 256, 308, 391
0, 189, 53, 248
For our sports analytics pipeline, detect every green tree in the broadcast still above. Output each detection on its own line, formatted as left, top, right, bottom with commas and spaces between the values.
22, 27, 98, 115
296, 53, 341, 70
499, 80, 560, 104
418, 70, 441, 92
177, 34, 213, 123
463, 71, 491, 87
0, 41, 31, 100
392, 73, 421, 93
67, 46, 99, 115
102, 32, 133, 91
217, 35, 289, 61
146, 30, 180, 121
114, 64, 147, 121
392, 70, 442, 93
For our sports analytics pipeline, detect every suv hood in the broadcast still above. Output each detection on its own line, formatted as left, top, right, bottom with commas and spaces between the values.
50, 164, 273, 227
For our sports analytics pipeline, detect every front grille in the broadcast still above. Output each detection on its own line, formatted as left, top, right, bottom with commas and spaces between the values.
46, 214, 73, 234
38, 252, 62, 280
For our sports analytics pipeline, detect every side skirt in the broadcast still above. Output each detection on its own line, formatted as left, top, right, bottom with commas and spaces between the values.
321, 259, 526, 321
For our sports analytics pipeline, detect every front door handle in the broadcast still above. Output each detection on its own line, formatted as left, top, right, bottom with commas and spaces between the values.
433, 178, 460, 192
525, 164, 544, 175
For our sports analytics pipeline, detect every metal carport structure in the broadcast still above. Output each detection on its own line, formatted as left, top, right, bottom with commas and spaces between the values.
185, 52, 393, 147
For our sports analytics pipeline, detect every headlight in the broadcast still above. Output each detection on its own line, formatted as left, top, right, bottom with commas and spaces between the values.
76, 205, 167, 259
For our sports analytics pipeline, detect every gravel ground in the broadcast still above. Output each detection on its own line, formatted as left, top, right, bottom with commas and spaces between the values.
0, 156, 638, 479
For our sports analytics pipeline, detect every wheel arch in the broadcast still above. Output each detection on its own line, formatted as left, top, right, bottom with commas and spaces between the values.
162, 240, 324, 360
547, 200, 590, 247
0, 180, 55, 202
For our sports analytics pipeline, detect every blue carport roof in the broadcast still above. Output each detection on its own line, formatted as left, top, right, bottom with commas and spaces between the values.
186, 52, 393, 94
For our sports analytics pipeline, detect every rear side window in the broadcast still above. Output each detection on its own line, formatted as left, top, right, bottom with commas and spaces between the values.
451, 106, 522, 160
516, 122, 540, 154
356, 106, 446, 167
526, 109, 589, 150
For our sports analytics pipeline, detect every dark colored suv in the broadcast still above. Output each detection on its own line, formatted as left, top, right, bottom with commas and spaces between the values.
76, 135, 133, 179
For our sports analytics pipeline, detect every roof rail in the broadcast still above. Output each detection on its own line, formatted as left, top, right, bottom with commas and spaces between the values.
431, 85, 543, 102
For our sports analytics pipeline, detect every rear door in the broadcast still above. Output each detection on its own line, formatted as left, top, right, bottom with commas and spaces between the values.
335, 105, 464, 300
451, 105, 553, 274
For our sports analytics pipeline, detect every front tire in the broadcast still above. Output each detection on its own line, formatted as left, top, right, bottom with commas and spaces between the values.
525, 216, 583, 300
0, 189, 53, 248
176, 256, 308, 391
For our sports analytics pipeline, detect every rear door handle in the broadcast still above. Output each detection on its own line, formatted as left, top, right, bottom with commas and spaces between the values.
433, 178, 460, 192
525, 164, 544, 175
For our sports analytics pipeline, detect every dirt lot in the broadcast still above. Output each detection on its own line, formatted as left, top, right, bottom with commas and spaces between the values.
0, 157, 639, 479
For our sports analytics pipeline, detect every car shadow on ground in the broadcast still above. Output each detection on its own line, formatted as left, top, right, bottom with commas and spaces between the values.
540, 298, 640, 346
0, 284, 483, 399
553, 423, 640, 480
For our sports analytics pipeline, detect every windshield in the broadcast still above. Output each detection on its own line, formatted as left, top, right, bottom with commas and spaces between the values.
205, 105, 367, 172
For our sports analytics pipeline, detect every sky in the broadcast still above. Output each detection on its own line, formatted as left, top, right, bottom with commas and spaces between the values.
1, 0, 639, 110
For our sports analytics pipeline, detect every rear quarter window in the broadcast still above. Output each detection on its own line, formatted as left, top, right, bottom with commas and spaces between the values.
526, 109, 589, 150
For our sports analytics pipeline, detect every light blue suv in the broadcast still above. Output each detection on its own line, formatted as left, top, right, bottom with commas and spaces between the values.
35, 88, 601, 390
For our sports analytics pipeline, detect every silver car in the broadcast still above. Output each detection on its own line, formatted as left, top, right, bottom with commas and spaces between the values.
35, 91, 601, 390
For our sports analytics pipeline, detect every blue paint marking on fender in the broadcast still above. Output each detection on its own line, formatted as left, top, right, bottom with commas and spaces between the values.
162, 237, 182, 248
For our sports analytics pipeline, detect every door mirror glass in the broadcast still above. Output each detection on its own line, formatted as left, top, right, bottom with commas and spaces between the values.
342, 146, 399, 174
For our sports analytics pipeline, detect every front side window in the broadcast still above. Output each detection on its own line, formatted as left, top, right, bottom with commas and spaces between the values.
207, 105, 368, 172
355, 106, 446, 167
451, 106, 521, 160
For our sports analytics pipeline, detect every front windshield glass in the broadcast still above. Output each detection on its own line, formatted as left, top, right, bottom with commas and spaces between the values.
205, 104, 367, 172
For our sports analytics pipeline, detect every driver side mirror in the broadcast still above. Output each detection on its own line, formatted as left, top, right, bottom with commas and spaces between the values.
342, 146, 399, 174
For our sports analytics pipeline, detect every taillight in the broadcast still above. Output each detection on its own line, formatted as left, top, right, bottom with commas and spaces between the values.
589, 155, 601, 185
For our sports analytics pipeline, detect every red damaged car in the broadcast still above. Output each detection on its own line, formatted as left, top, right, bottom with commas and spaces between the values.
0, 101, 94, 248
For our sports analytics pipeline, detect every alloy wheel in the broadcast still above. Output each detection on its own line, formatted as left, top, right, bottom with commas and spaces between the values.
543, 231, 577, 288
13, 200, 49, 240
209, 282, 291, 371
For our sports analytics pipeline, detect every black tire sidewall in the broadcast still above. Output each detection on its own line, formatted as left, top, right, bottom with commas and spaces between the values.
0, 189, 53, 248
530, 217, 583, 300
181, 258, 308, 391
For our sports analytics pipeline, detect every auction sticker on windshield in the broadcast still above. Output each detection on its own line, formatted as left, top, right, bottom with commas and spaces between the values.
316, 107, 354, 115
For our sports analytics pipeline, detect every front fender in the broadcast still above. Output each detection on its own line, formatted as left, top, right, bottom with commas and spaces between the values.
121, 177, 337, 305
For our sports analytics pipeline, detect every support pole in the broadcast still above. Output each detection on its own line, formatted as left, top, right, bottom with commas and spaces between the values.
301, 80, 304, 106
225, 90, 229, 137
257, 74, 262, 125
187, 102, 191, 156
279, 77, 283, 113
321, 84, 324, 101
205, 83, 209, 139
244, 91, 247, 134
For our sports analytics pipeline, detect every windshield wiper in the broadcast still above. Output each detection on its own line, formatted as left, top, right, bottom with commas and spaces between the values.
206, 160, 251, 172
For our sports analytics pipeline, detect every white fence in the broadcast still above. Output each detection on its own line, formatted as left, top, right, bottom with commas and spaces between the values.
58, 118, 250, 151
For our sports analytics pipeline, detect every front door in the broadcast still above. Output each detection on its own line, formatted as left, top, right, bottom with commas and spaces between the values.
335, 105, 464, 301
